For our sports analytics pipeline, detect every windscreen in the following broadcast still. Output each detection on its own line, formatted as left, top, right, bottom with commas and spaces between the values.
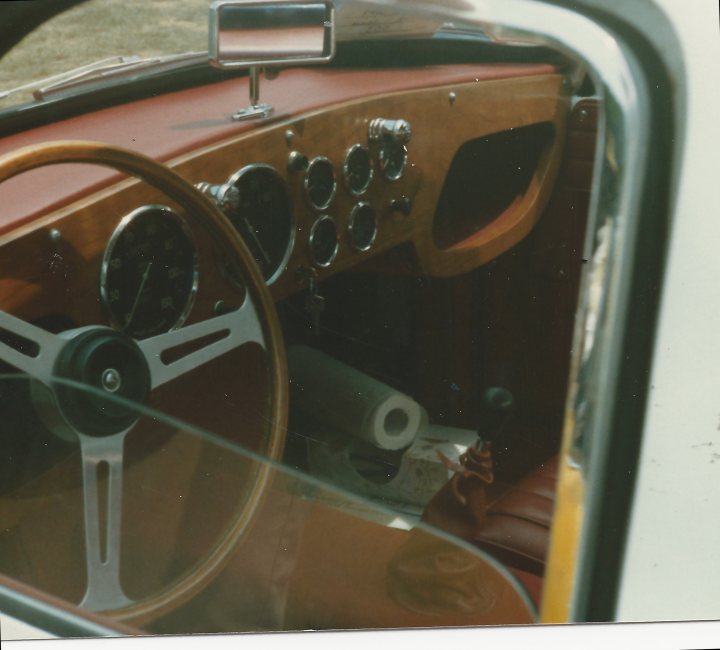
0, 374, 535, 635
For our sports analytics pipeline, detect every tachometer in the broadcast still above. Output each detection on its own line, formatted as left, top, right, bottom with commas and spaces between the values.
227, 164, 294, 284
100, 205, 198, 340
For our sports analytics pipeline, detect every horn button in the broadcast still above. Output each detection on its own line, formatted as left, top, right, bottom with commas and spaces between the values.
52, 328, 151, 437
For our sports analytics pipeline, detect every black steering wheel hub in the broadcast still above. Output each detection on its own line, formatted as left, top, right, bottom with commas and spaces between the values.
52, 327, 151, 437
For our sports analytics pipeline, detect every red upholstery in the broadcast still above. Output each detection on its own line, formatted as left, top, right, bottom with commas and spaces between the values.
474, 455, 559, 575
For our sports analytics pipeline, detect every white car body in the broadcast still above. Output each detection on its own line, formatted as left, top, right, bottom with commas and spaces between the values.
0, 0, 718, 642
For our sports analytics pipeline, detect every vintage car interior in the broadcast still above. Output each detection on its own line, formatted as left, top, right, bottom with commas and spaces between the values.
0, 0, 602, 635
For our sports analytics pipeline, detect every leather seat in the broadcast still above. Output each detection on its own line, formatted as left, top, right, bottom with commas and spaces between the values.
473, 455, 559, 575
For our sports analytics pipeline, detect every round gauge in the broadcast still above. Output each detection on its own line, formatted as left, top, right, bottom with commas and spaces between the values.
227, 164, 294, 284
348, 203, 377, 252
378, 141, 408, 181
304, 157, 336, 209
100, 205, 198, 340
343, 144, 373, 196
309, 215, 339, 268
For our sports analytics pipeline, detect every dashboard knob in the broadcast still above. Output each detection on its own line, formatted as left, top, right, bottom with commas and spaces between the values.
368, 118, 412, 144
390, 196, 412, 216
287, 150, 309, 172
195, 182, 238, 214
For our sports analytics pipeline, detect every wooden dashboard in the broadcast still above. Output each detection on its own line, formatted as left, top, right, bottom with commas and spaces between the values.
0, 65, 569, 327
0, 62, 575, 627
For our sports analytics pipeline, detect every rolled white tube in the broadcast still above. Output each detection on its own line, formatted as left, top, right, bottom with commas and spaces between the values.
287, 345, 422, 450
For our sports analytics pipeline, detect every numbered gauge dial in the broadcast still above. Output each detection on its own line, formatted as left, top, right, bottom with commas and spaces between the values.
305, 157, 336, 209
228, 164, 294, 284
378, 141, 408, 181
100, 205, 198, 340
309, 215, 339, 268
348, 202, 377, 252
343, 144, 373, 196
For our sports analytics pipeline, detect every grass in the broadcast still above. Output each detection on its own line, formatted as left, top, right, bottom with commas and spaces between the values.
0, 0, 209, 109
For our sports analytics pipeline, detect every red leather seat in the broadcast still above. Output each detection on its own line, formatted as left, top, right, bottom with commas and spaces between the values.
473, 455, 559, 575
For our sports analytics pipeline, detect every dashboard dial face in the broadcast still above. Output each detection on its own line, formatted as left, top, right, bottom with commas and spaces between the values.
100, 205, 198, 340
348, 202, 377, 252
228, 164, 294, 284
309, 215, 339, 268
304, 157, 336, 210
343, 144, 373, 196
378, 141, 408, 181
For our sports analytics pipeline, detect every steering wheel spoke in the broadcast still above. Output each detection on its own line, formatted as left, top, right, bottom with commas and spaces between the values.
0, 141, 286, 621
78, 432, 133, 612
0, 310, 64, 384
138, 296, 265, 390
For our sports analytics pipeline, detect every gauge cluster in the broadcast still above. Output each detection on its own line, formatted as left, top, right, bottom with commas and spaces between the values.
0, 72, 566, 349
0, 70, 567, 347
186, 115, 415, 297
289, 121, 410, 273
91, 64, 564, 332
95, 114, 415, 335
91, 71, 563, 331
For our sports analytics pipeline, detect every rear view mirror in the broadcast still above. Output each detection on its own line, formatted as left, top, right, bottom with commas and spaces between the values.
209, 0, 335, 69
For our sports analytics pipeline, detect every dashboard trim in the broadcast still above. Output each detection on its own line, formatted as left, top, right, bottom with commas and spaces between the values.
0, 69, 568, 323
0, 64, 557, 233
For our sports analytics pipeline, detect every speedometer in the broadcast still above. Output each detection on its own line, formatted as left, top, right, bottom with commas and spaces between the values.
100, 205, 198, 340
227, 164, 294, 284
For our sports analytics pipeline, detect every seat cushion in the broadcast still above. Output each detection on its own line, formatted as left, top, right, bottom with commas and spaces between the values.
473, 455, 559, 575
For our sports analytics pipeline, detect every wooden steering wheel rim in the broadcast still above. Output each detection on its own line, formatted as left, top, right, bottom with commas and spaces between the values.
0, 141, 288, 625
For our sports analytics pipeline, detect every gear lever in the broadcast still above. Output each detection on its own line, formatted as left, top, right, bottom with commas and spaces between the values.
416, 387, 516, 543
477, 386, 515, 447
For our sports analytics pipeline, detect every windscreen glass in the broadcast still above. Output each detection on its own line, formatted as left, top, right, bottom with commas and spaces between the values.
0, 374, 535, 634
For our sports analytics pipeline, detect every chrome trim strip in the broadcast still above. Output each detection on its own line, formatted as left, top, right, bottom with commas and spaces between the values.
0, 585, 124, 638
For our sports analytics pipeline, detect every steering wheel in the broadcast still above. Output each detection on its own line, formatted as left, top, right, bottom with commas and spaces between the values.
0, 142, 288, 624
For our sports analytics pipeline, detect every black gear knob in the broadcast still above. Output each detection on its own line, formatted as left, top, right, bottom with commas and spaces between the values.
478, 386, 514, 443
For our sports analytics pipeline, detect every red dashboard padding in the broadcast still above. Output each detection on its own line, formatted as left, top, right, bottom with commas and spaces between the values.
0, 63, 555, 233
474, 455, 559, 575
